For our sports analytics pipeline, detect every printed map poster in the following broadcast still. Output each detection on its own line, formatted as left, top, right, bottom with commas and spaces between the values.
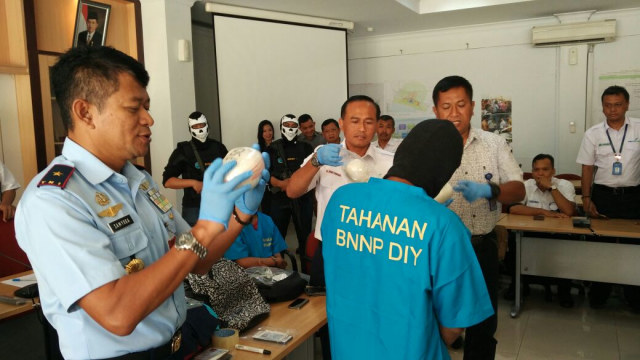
385, 81, 432, 139
386, 81, 430, 114
481, 97, 512, 145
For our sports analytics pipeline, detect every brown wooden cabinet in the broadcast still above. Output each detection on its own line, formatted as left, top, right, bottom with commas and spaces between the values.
30, 0, 146, 169
38, 54, 65, 162
0, 0, 28, 74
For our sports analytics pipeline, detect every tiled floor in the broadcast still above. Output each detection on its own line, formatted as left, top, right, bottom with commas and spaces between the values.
449, 284, 640, 360
286, 224, 640, 360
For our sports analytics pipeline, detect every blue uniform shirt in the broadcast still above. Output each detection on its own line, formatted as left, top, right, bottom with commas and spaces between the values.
224, 212, 287, 260
321, 178, 493, 360
16, 138, 191, 359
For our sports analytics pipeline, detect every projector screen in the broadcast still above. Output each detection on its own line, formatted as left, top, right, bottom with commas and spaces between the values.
212, 14, 348, 149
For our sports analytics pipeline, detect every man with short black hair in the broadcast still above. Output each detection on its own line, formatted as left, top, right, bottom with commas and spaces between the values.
577, 85, 640, 310
321, 118, 341, 144
508, 153, 576, 308
287, 95, 394, 359
372, 114, 402, 153
15, 46, 269, 359
432, 75, 525, 360
510, 154, 576, 218
297, 113, 326, 149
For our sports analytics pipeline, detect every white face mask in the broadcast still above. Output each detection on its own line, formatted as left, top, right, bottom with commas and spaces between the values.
189, 114, 209, 143
280, 115, 300, 141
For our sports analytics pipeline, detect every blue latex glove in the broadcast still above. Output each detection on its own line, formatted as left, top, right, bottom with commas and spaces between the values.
453, 180, 492, 203
442, 198, 454, 208
235, 144, 271, 215
316, 144, 343, 166
199, 158, 252, 228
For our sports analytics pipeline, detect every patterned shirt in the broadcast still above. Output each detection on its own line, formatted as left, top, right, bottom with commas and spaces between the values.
448, 128, 523, 235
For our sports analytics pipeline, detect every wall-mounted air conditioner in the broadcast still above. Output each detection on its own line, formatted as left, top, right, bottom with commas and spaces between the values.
531, 20, 616, 47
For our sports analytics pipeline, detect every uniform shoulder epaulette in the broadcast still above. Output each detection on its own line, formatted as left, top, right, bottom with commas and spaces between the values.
37, 164, 75, 189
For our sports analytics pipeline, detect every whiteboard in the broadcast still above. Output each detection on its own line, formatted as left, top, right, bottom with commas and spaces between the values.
213, 15, 348, 149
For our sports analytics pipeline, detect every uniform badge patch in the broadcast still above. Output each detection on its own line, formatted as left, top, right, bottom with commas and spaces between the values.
95, 192, 110, 206
37, 165, 75, 188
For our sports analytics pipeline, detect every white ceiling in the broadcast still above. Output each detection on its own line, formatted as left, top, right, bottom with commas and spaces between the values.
196, 0, 640, 37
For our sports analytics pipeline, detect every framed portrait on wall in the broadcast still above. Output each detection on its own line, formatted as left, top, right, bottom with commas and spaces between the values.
73, 1, 111, 48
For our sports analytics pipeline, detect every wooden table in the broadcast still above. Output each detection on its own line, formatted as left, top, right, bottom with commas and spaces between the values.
497, 214, 640, 317
0, 270, 36, 320
227, 295, 327, 360
570, 179, 582, 194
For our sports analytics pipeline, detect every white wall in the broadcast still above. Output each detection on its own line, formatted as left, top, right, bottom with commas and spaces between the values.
141, 0, 197, 208
0, 75, 25, 201
348, 8, 640, 175
139, 3, 640, 188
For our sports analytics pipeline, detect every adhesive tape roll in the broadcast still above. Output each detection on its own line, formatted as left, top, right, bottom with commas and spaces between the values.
212, 328, 239, 350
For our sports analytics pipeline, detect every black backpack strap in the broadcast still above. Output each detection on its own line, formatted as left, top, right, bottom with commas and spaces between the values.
189, 141, 206, 174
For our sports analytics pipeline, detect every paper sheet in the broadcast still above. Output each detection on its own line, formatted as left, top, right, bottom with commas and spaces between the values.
1, 274, 37, 288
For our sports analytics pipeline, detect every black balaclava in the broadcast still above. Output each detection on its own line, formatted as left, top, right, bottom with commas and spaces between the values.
385, 119, 463, 197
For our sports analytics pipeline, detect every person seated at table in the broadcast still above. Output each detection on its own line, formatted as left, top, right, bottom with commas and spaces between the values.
510, 154, 576, 218
321, 120, 493, 359
509, 153, 577, 307
0, 161, 20, 222
224, 211, 288, 269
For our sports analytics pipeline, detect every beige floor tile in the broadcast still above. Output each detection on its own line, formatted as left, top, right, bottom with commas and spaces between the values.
519, 310, 619, 359
495, 352, 518, 360
495, 306, 528, 355
617, 321, 640, 360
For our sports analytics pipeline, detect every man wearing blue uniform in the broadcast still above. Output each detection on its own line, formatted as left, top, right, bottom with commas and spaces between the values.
321, 120, 493, 360
224, 211, 288, 268
15, 46, 268, 359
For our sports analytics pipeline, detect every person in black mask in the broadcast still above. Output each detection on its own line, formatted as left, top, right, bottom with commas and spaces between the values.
267, 114, 314, 258
321, 120, 493, 359
163, 111, 228, 226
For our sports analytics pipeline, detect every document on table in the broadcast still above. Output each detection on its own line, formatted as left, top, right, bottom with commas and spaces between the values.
2, 274, 37, 288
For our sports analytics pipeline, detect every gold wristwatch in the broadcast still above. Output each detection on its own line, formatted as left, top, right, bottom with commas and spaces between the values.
176, 232, 207, 259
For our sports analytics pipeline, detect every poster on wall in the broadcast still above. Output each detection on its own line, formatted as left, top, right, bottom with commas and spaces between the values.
384, 81, 431, 139
481, 97, 512, 144
351, 81, 442, 140
385, 81, 430, 114
597, 72, 640, 115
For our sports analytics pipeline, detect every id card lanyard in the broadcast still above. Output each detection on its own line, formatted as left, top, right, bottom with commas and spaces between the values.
605, 123, 628, 176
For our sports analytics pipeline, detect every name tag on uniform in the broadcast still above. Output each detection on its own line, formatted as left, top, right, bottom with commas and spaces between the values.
109, 215, 134, 233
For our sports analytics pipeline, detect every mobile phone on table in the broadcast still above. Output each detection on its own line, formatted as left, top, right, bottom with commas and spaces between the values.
288, 297, 309, 309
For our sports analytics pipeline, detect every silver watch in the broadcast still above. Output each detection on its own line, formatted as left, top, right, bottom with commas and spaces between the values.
311, 153, 321, 167
176, 232, 208, 259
